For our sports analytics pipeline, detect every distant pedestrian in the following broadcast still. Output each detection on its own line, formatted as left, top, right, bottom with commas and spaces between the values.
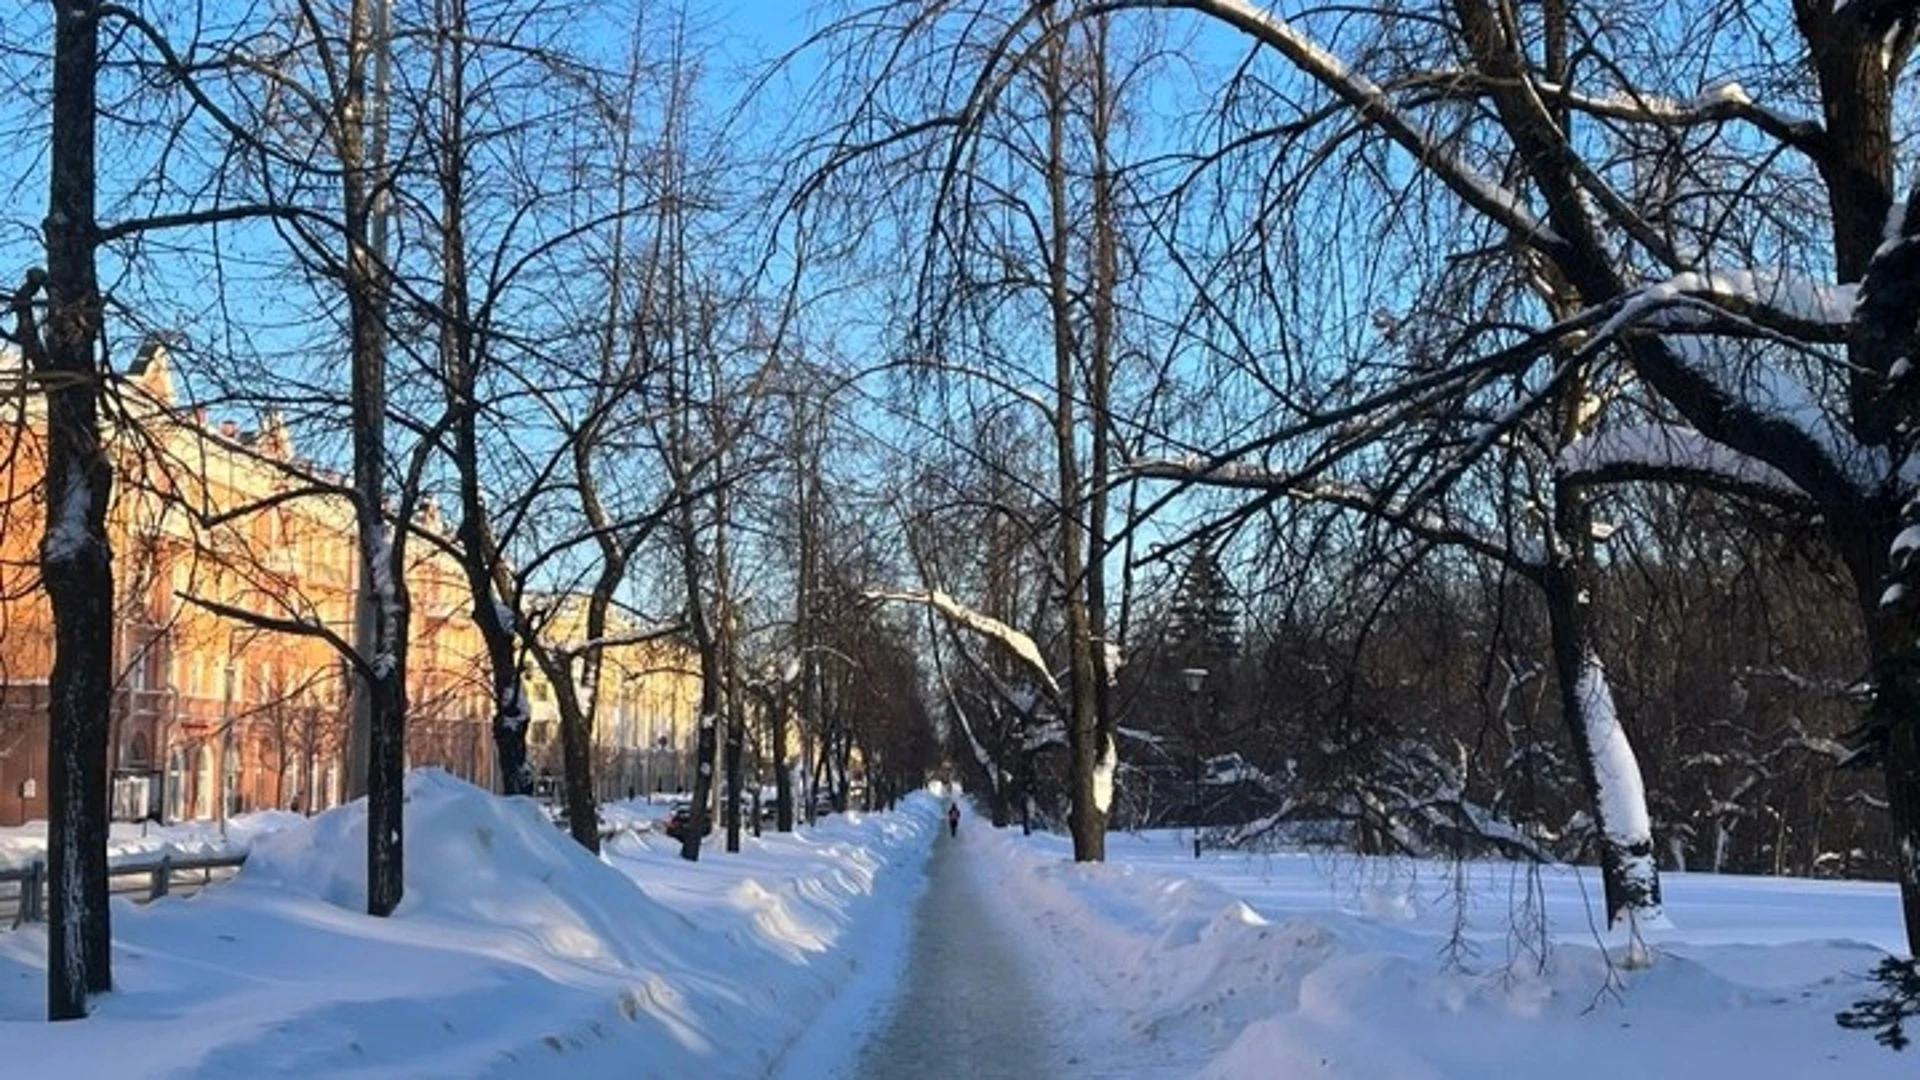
947, 801, 960, 838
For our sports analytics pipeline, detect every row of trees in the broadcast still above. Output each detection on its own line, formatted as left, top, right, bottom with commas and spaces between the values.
788, 0, 1920, 988
6, 0, 1919, 1033
0, 0, 939, 1021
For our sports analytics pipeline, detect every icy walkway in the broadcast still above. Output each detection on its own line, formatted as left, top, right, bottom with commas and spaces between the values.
846, 822, 1068, 1080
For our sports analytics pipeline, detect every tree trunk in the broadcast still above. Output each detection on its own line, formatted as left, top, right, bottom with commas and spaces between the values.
1854, 182, 1920, 954
432, 0, 532, 800
1543, 481, 1661, 936
1037, 12, 1109, 862
723, 618, 743, 853
31, 0, 114, 1019
724, 707, 743, 851
773, 685, 793, 832
681, 695, 719, 861
364, 638, 408, 916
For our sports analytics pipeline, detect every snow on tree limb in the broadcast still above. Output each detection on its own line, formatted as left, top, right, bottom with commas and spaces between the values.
869, 588, 1063, 701
1574, 653, 1662, 926
1558, 424, 1817, 511
1536, 80, 1826, 157
1650, 335, 1884, 496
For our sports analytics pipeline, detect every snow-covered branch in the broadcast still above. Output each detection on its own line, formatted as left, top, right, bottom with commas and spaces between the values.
1558, 424, 1818, 512
1537, 80, 1826, 158
869, 588, 1063, 701
549, 623, 687, 661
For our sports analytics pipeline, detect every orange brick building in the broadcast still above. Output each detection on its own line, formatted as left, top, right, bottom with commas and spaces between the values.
0, 343, 695, 827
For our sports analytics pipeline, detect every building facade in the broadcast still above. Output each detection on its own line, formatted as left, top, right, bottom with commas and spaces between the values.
0, 344, 697, 827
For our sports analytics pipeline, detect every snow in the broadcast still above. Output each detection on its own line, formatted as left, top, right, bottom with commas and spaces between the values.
2, 770, 936, 1078
0, 811, 304, 872
1893, 523, 1920, 560
1560, 424, 1811, 501
42, 472, 92, 563
957, 824, 1913, 1079
1656, 267, 1857, 326
1092, 734, 1118, 815
1881, 196, 1912, 258
7, 774, 1913, 1078
1575, 655, 1654, 849
1697, 80, 1752, 107
1664, 336, 1882, 492
869, 589, 1062, 701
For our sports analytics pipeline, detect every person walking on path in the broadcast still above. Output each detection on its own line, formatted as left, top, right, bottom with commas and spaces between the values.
946, 801, 960, 837
838, 799, 1066, 1080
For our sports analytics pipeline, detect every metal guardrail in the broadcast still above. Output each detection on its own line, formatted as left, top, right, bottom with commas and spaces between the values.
1, 852, 246, 929
0, 809, 657, 930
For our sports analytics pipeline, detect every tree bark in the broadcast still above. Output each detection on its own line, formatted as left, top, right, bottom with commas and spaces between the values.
341, 0, 407, 919
1542, 493, 1662, 932
32, 0, 114, 1019
1856, 182, 1920, 955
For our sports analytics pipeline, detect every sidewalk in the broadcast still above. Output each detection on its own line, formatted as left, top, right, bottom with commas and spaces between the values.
848, 817, 1066, 1080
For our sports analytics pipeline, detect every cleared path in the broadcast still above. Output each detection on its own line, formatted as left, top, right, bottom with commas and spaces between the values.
848, 820, 1066, 1080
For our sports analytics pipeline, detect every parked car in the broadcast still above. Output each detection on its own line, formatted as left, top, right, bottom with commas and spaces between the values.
662, 803, 711, 840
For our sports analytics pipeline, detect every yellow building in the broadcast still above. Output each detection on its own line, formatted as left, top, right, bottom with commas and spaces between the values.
520, 592, 702, 800
0, 342, 696, 825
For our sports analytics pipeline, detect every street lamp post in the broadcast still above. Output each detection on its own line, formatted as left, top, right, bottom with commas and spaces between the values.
219, 658, 236, 838
1180, 667, 1208, 859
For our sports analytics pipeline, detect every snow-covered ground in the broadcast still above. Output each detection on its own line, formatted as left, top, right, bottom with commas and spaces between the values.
3, 782, 1912, 1078
0, 810, 307, 871
1, 771, 936, 1079
963, 823, 1911, 1079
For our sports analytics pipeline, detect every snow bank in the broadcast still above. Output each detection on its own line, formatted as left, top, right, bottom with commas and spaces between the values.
0, 810, 305, 872
240, 769, 682, 968
1, 770, 939, 1080
967, 825, 1912, 1079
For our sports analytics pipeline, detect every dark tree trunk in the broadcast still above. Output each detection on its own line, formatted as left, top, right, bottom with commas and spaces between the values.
433, 0, 531, 800
557, 684, 599, 852
681, 682, 719, 861
724, 707, 743, 851
773, 685, 793, 832
1036, 13, 1109, 862
678, 521, 721, 860
29, 0, 114, 1020
364, 648, 408, 916
1854, 182, 1920, 955
467, 565, 528, 796
333, 0, 408, 920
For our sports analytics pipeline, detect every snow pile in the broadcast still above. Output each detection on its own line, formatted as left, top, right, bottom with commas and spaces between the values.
240, 769, 681, 968
967, 825, 1913, 1079
0, 810, 306, 872
1, 770, 939, 1080
596, 796, 671, 835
